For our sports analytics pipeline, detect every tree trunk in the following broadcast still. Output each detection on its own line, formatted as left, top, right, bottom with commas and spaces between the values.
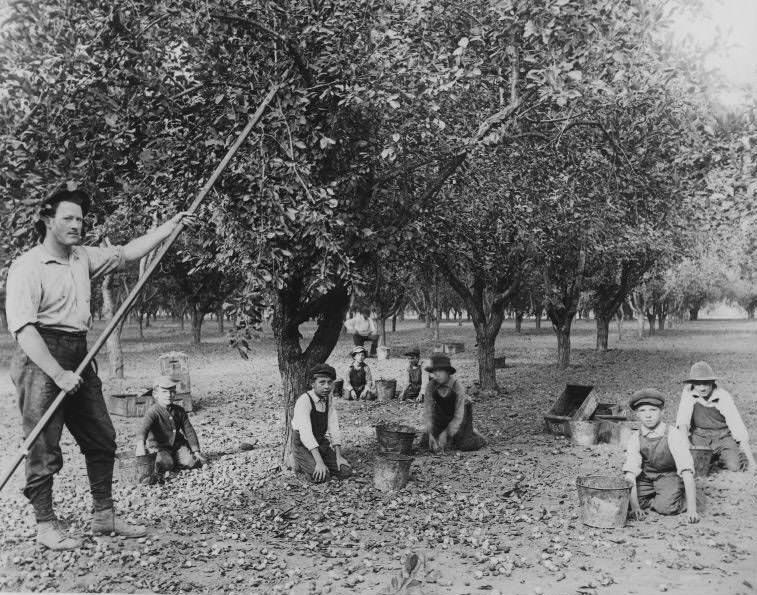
515, 312, 523, 333
535, 308, 542, 329
102, 273, 124, 379
391, 314, 397, 333
137, 312, 144, 339
432, 272, 440, 344
646, 313, 656, 336
556, 325, 571, 369
476, 330, 497, 391
657, 313, 666, 331
274, 283, 350, 468
379, 317, 387, 347
689, 308, 699, 321
616, 312, 623, 343
217, 304, 225, 333
145, 312, 151, 328
747, 306, 755, 320
0, 308, 6, 331
191, 305, 203, 345
595, 314, 611, 351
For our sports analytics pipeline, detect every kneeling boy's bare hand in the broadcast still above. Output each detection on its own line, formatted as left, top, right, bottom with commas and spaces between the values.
313, 461, 330, 482
630, 508, 647, 521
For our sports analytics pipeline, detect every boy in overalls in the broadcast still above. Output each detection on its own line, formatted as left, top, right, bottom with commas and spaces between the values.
675, 361, 755, 472
400, 348, 423, 401
421, 354, 485, 452
135, 375, 206, 473
291, 364, 352, 483
623, 389, 699, 522
344, 346, 376, 400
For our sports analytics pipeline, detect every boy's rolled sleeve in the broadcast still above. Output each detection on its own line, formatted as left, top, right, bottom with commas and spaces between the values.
5, 261, 41, 336
715, 390, 750, 443
292, 393, 319, 451
675, 389, 695, 430
327, 397, 342, 446
667, 427, 694, 476
622, 431, 642, 477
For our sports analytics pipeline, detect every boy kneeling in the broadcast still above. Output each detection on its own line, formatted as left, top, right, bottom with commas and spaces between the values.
623, 389, 698, 523
422, 354, 485, 452
292, 364, 352, 482
136, 375, 206, 473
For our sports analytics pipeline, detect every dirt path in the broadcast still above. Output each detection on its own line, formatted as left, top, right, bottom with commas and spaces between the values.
0, 319, 755, 594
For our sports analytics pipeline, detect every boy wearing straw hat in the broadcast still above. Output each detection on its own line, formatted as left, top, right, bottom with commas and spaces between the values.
344, 346, 376, 401
135, 375, 206, 473
421, 354, 485, 452
291, 364, 352, 483
676, 361, 755, 472
623, 389, 698, 523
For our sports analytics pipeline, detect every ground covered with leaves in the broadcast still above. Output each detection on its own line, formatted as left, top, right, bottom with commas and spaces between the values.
0, 319, 755, 594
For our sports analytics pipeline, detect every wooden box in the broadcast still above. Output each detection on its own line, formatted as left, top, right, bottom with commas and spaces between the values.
494, 355, 507, 369
442, 342, 465, 355
543, 384, 596, 436
108, 393, 154, 417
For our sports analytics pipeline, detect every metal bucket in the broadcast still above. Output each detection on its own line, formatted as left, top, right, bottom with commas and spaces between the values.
576, 475, 631, 529
375, 423, 416, 454
374, 453, 413, 492
116, 452, 156, 485
568, 421, 598, 446
690, 446, 713, 477
376, 379, 397, 402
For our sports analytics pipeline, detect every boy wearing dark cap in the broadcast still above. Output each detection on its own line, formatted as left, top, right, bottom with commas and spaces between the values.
344, 346, 376, 400
5, 186, 193, 549
400, 348, 423, 401
135, 375, 205, 473
675, 361, 755, 472
623, 389, 698, 523
291, 364, 352, 483
422, 354, 485, 452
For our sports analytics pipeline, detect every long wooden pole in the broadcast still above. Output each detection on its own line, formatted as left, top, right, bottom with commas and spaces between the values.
0, 84, 279, 493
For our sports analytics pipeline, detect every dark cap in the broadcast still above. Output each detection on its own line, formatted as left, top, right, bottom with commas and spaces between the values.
424, 353, 456, 375
310, 363, 336, 381
629, 389, 665, 410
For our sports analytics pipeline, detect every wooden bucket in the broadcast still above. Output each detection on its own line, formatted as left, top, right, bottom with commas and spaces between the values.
375, 424, 416, 454
375, 379, 397, 402
116, 452, 156, 485
373, 454, 413, 492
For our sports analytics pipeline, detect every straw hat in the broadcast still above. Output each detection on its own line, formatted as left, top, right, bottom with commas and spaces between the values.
684, 361, 716, 383
350, 346, 368, 357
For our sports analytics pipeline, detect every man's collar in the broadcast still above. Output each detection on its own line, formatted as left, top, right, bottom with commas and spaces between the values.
37, 244, 78, 264
641, 421, 667, 437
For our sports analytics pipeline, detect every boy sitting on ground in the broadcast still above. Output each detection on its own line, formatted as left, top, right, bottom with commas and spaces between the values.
344, 346, 376, 400
421, 354, 485, 452
623, 389, 698, 523
676, 361, 755, 473
400, 348, 423, 401
291, 363, 352, 483
135, 375, 206, 473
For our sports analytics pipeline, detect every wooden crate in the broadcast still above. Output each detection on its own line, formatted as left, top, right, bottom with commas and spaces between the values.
108, 393, 154, 417
171, 393, 193, 412
494, 355, 507, 369
543, 384, 595, 436
442, 342, 465, 355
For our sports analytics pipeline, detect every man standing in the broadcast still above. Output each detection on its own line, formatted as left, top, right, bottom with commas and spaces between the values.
5, 187, 193, 550
343, 308, 379, 357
